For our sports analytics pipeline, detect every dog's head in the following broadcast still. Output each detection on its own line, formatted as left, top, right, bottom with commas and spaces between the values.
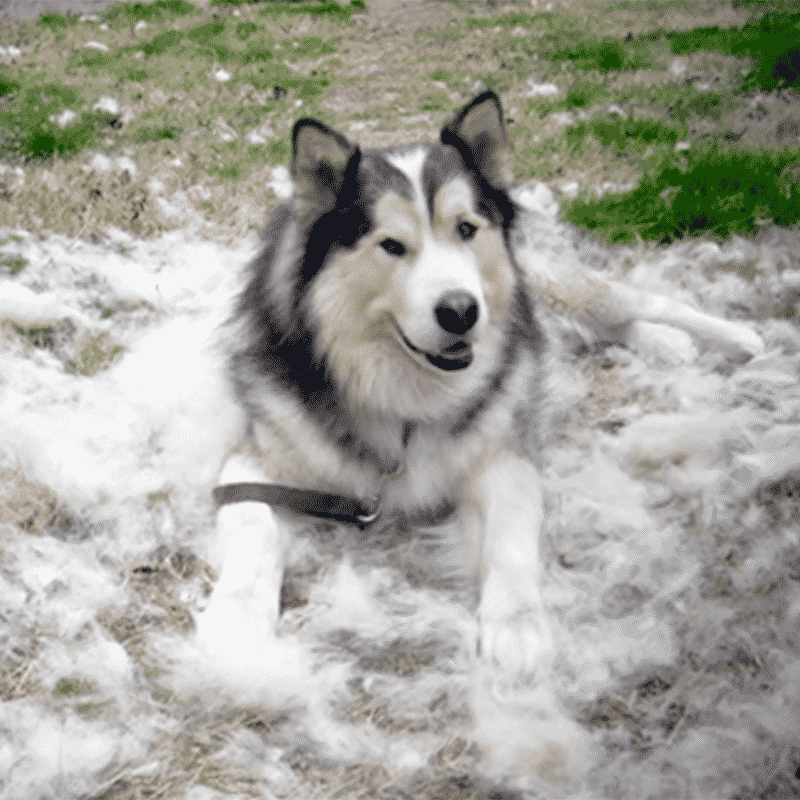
293, 92, 525, 419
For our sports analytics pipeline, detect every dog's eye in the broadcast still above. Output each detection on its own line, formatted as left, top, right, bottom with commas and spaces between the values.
457, 221, 478, 241
380, 238, 406, 257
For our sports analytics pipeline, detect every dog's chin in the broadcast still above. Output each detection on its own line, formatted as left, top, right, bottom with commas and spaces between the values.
393, 322, 474, 372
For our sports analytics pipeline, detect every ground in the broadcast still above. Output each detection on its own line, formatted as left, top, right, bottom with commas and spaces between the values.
1, 1, 800, 799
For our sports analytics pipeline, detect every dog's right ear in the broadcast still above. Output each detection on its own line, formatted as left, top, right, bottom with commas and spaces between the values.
292, 119, 360, 226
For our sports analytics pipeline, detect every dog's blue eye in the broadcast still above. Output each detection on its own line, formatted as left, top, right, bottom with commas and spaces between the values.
457, 221, 477, 241
380, 238, 406, 257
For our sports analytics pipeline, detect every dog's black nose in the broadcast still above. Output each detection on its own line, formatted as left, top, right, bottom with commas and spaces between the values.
435, 290, 479, 335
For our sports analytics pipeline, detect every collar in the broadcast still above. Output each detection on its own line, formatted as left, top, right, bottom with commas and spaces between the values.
212, 482, 380, 530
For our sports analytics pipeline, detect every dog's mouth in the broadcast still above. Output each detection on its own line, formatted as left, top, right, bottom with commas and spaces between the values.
394, 323, 473, 372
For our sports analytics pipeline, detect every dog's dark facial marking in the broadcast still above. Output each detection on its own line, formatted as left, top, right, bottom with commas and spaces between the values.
295, 142, 414, 293
438, 91, 516, 232
421, 141, 513, 233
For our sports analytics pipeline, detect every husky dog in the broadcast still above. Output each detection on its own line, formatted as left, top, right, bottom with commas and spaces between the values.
197, 92, 555, 684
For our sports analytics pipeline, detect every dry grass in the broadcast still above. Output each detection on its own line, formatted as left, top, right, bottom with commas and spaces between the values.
0, 0, 796, 240
2, 2, 800, 799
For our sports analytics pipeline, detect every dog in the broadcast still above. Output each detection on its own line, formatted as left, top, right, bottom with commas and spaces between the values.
195, 91, 555, 686
194, 90, 764, 690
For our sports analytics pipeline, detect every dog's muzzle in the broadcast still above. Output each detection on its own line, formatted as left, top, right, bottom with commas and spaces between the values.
396, 325, 474, 371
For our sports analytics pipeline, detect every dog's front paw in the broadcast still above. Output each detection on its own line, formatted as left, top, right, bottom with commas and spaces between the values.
477, 589, 555, 687
196, 491, 286, 661
195, 590, 278, 660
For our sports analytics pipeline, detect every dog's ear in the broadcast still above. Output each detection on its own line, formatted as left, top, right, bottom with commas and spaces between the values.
292, 119, 360, 225
441, 91, 512, 188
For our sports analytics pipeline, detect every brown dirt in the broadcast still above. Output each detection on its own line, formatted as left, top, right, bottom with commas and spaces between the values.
0, 0, 119, 21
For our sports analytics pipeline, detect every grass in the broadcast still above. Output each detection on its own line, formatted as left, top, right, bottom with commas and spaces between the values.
102, 0, 198, 24
52, 676, 95, 696
0, 0, 794, 242
214, 0, 365, 17
66, 333, 124, 375
666, 10, 800, 91
2, 4, 800, 798
0, 253, 27, 274
0, 0, 361, 236
564, 115, 685, 155
563, 143, 800, 242
547, 38, 653, 72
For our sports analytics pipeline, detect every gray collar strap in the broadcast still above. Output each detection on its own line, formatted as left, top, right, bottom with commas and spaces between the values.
212, 482, 380, 530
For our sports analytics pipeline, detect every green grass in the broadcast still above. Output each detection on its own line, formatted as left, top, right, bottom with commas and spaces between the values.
0, 81, 101, 158
565, 116, 685, 155
547, 38, 651, 71
0, 6, 344, 162
37, 12, 81, 30
666, 11, 800, 90
465, 11, 555, 28
0, 0, 795, 245
13, 323, 57, 349
66, 333, 124, 376
523, 82, 612, 119
53, 676, 95, 696
608, 0, 695, 8
0, 254, 27, 275
562, 144, 800, 243
472, 2, 800, 242
101, 0, 197, 25
213, 0, 365, 18
563, 82, 610, 109
466, 11, 653, 71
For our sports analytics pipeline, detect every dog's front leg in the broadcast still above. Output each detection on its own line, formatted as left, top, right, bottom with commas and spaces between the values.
195, 454, 288, 658
469, 453, 554, 687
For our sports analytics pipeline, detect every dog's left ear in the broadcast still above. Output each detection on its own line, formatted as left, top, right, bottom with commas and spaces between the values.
441, 91, 513, 188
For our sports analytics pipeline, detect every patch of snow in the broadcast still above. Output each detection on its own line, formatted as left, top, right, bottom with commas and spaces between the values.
245, 124, 276, 145
348, 120, 379, 133
93, 96, 121, 116
595, 181, 636, 197
267, 165, 293, 200
560, 180, 580, 198
50, 109, 78, 128
669, 57, 688, 77
513, 182, 559, 219
525, 80, 559, 97
551, 111, 575, 126
84, 152, 136, 175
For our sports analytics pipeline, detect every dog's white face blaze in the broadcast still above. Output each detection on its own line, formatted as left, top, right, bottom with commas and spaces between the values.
307, 148, 517, 420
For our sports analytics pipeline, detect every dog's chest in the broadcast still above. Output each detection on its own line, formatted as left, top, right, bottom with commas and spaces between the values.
372, 422, 487, 518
